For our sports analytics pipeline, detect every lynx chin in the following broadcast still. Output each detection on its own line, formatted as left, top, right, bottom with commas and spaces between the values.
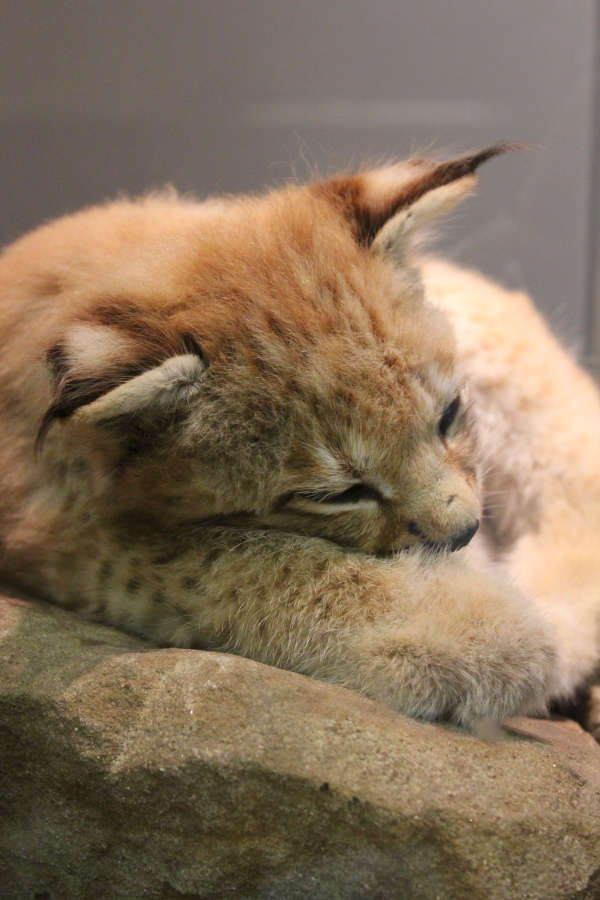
1, 145, 599, 728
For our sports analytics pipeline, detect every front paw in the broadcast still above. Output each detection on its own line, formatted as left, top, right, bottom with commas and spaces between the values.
368, 632, 556, 726
344, 571, 558, 726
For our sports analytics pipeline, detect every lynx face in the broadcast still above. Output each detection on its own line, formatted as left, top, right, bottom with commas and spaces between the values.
263, 361, 480, 556
39, 149, 507, 557
153, 267, 480, 558
183, 269, 481, 556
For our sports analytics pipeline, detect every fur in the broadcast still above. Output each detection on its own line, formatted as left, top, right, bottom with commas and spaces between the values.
0, 147, 598, 727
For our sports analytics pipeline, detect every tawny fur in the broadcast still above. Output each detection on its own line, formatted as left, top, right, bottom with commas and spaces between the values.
0, 148, 598, 726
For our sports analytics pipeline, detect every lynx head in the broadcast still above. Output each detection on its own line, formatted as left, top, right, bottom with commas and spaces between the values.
40, 146, 511, 555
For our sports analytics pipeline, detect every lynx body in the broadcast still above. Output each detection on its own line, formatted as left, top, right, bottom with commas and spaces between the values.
0, 148, 599, 725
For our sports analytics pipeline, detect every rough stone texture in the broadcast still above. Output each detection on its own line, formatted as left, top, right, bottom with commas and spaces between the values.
587, 686, 600, 744
1, 592, 600, 900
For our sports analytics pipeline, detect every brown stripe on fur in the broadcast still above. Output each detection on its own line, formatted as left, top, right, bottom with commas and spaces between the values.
88, 299, 183, 358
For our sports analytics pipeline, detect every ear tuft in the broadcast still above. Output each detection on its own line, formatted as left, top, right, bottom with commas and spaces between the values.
181, 332, 206, 362
315, 143, 521, 249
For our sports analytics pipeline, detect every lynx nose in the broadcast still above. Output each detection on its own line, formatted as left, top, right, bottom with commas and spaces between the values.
449, 519, 479, 551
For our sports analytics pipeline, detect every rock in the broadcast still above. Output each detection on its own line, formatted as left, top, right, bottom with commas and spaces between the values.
586, 685, 600, 742
1, 591, 600, 900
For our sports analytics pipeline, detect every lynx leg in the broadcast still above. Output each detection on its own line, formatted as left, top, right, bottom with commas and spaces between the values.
47, 525, 558, 727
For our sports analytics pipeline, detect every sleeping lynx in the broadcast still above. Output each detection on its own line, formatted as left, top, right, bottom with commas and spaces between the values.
1, 146, 599, 726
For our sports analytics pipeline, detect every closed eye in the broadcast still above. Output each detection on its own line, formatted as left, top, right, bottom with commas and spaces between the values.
280, 482, 383, 514
439, 396, 461, 437
298, 483, 381, 504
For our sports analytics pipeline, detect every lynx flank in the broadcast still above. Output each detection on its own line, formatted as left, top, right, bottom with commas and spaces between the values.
1, 147, 599, 726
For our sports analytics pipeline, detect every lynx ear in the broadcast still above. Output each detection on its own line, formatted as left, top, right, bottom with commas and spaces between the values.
316, 145, 515, 260
37, 325, 206, 451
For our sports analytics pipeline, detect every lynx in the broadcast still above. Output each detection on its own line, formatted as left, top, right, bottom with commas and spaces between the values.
1, 146, 599, 727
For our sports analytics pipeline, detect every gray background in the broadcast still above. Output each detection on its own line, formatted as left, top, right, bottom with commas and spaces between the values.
1, 1, 598, 373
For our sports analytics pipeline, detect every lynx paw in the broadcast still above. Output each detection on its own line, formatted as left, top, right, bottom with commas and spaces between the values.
343, 573, 559, 726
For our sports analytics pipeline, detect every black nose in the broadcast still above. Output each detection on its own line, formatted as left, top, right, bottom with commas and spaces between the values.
449, 519, 479, 551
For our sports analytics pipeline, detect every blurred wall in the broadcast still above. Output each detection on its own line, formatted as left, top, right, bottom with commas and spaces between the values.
1, 1, 598, 368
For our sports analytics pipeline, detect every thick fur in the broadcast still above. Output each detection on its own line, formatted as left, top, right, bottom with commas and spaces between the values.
0, 150, 598, 726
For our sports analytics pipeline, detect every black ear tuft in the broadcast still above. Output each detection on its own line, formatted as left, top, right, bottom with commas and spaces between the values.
315, 143, 522, 247
181, 333, 206, 363
383, 143, 522, 223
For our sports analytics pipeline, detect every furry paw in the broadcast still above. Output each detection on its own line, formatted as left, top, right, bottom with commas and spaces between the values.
342, 567, 558, 726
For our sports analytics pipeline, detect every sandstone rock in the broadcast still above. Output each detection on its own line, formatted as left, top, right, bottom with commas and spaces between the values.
1, 591, 600, 900
586, 685, 600, 743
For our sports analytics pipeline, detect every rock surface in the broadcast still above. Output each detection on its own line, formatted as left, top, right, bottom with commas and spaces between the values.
1, 591, 600, 900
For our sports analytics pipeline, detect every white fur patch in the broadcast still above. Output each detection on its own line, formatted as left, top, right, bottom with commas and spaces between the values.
65, 324, 136, 376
